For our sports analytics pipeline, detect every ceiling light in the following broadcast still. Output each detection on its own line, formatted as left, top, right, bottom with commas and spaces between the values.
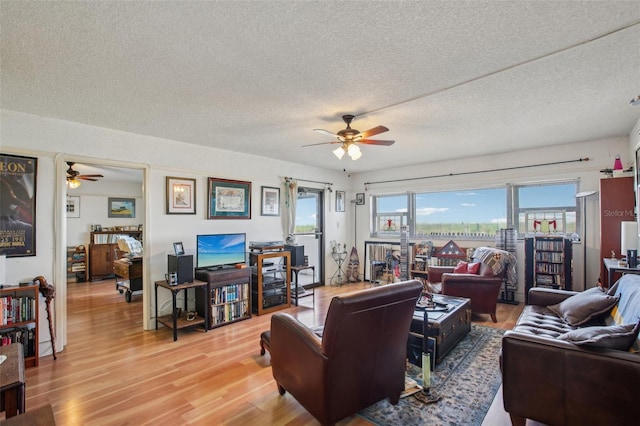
333, 146, 345, 159
348, 144, 362, 160
67, 178, 81, 189
631, 95, 640, 106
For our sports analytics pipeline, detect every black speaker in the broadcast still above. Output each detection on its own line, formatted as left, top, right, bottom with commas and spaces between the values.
168, 254, 193, 284
285, 244, 305, 266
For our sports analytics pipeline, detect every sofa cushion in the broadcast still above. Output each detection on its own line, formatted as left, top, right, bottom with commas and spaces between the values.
453, 261, 481, 274
512, 305, 577, 338
548, 286, 619, 326
557, 322, 640, 350
453, 261, 469, 273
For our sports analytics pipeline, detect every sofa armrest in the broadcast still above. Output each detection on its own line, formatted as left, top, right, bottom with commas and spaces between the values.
427, 266, 454, 283
527, 287, 577, 306
502, 329, 640, 425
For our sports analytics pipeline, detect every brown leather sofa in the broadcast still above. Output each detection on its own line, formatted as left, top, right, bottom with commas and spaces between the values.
265, 280, 422, 425
502, 276, 640, 425
427, 262, 504, 322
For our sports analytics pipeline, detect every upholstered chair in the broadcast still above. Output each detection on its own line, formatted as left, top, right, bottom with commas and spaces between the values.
262, 280, 422, 425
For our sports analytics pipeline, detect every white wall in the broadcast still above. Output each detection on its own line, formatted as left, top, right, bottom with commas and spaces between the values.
67, 180, 144, 247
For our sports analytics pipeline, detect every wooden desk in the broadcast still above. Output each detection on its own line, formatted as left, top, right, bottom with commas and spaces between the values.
0, 345, 25, 418
603, 258, 640, 288
154, 280, 209, 341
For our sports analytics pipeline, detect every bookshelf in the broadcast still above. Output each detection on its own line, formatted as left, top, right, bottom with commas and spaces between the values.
525, 236, 572, 303
67, 245, 87, 282
0, 284, 39, 367
195, 268, 251, 329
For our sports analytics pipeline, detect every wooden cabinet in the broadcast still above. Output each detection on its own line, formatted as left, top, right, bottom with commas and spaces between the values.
525, 236, 572, 303
195, 268, 251, 328
89, 243, 117, 281
250, 248, 291, 315
599, 176, 635, 286
88, 230, 142, 281
67, 245, 86, 282
0, 284, 39, 367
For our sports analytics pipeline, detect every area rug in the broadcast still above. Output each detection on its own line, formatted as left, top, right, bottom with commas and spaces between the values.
358, 324, 505, 426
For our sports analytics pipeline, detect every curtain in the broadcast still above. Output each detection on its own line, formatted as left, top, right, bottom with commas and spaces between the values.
283, 178, 297, 244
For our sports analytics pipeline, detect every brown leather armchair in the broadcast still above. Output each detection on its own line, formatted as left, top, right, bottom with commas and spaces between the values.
267, 280, 422, 425
441, 262, 505, 322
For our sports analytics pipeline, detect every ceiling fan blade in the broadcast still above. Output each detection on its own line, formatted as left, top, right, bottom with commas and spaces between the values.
302, 141, 341, 147
359, 139, 395, 146
313, 129, 339, 138
79, 174, 104, 178
357, 125, 389, 139
77, 176, 102, 181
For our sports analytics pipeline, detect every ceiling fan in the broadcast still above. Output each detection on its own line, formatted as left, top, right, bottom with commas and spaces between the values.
303, 114, 395, 160
66, 162, 103, 188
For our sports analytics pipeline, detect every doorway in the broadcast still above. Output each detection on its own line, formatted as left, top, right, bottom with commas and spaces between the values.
62, 158, 146, 349
293, 186, 324, 287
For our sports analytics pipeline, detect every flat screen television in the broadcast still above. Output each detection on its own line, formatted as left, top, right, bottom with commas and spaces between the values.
196, 233, 246, 270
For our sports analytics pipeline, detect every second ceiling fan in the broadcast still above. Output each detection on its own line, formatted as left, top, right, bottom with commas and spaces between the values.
66, 162, 104, 188
303, 114, 395, 160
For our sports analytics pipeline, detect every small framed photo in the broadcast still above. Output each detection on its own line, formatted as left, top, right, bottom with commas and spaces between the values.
108, 197, 136, 218
261, 186, 280, 216
208, 177, 251, 219
355, 193, 365, 205
66, 195, 80, 218
336, 191, 345, 212
173, 242, 185, 256
166, 176, 196, 215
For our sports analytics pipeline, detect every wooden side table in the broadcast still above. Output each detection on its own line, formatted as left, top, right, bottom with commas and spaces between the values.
0, 345, 25, 418
154, 279, 209, 341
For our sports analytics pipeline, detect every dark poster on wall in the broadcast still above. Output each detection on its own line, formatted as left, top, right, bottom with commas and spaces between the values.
0, 154, 37, 257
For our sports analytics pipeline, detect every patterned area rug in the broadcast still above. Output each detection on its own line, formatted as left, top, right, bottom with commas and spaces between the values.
358, 324, 505, 426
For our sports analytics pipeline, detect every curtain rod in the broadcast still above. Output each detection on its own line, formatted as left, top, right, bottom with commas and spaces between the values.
284, 176, 333, 186
364, 157, 590, 186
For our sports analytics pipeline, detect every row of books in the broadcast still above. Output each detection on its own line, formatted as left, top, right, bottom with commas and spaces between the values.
92, 233, 130, 244
535, 252, 564, 263
535, 240, 565, 251
1, 295, 36, 325
535, 263, 565, 274
535, 274, 563, 285
211, 300, 249, 325
0, 327, 37, 357
210, 284, 249, 305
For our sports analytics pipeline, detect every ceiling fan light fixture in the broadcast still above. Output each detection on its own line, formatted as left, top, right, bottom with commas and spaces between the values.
333, 146, 346, 159
347, 143, 361, 157
631, 95, 640, 106
349, 150, 362, 160
67, 178, 81, 189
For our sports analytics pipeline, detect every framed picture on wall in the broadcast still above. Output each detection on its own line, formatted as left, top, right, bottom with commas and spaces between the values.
67, 196, 80, 218
108, 197, 136, 218
355, 193, 365, 205
261, 186, 280, 216
336, 190, 345, 212
166, 176, 196, 214
0, 153, 37, 257
208, 177, 251, 219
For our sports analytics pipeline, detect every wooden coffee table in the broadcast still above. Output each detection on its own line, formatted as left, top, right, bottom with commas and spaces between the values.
408, 294, 471, 364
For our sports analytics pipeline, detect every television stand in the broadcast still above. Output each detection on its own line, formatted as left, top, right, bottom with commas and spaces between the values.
195, 268, 252, 329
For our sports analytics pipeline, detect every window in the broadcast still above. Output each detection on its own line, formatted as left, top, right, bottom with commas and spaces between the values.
514, 181, 578, 236
414, 188, 507, 238
371, 180, 579, 239
372, 194, 408, 237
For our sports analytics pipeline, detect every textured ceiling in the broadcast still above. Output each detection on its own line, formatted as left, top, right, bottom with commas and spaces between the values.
2, 1, 640, 173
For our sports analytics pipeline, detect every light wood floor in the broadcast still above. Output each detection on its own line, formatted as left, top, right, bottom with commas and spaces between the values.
9, 280, 524, 425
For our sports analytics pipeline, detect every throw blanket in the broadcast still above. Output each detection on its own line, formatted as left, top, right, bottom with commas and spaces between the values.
473, 246, 517, 291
